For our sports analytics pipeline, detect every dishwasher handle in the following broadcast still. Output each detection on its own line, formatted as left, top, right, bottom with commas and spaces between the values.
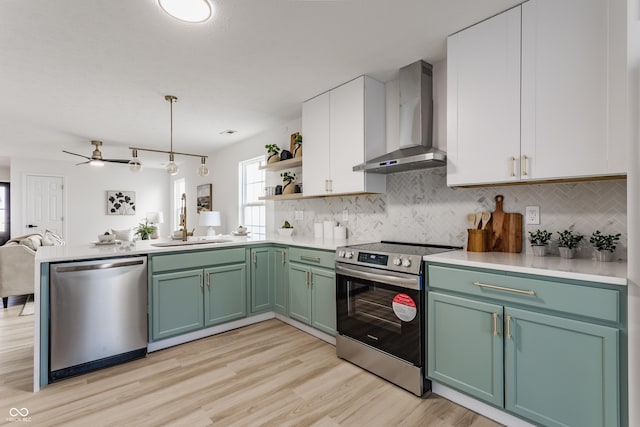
54, 259, 144, 273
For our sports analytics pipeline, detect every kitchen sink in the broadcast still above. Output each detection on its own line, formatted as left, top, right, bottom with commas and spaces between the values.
151, 239, 232, 247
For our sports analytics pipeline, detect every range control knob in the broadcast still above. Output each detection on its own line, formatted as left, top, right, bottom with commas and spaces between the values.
402, 258, 412, 267
393, 257, 402, 266
345, 251, 354, 259
338, 250, 346, 258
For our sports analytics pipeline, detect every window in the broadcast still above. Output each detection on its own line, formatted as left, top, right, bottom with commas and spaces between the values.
239, 156, 265, 238
173, 178, 185, 231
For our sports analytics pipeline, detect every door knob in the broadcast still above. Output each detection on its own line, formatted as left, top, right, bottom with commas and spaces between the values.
27, 224, 38, 228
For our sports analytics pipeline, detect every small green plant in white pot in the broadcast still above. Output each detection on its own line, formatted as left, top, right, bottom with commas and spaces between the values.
265, 144, 280, 164
557, 229, 583, 259
529, 229, 552, 257
278, 220, 294, 238
589, 230, 621, 262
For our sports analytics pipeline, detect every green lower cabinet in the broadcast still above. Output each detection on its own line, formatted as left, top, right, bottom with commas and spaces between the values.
288, 262, 311, 324
427, 292, 504, 406
204, 264, 247, 327
504, 307, 619, 427
250, 247, 273, 313
272, 247, 288, 315
310, 266, 336, 336
288, 262, 335, 335
152, 269, 205, 340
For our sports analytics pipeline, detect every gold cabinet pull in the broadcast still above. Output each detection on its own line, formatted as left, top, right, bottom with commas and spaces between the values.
206, 272, 210, 288
252, 250, 257, 265
506, 315, 512, 339
199, 273, 203, 288
492, 312, 499, 336
510, 156, 516, 177
300, 255, 321, 262
521, 155, 528, 176
281, 250, 286, 265
473, 281, 535, 296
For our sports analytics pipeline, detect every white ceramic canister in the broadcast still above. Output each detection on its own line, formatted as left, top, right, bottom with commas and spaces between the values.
323, 220, 336, 239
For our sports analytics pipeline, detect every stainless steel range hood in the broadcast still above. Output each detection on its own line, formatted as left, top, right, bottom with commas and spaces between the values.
353, 60, 446, 174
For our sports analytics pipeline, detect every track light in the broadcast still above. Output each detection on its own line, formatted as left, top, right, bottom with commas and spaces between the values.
129, 149, 142, 172
197, 157, 209, 177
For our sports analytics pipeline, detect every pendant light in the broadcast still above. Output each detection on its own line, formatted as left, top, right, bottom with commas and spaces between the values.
129, 95, 209, 175
165, 95, 179, 176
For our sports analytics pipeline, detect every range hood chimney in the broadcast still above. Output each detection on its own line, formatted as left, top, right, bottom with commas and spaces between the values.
353, 60, 446, 174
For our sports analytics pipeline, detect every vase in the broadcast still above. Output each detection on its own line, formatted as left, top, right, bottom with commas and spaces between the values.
594, 250, 614, 262
531, 245, 547, 257
267, 153, 280, 164
282, 182, 296, 194
558, 247, 575, 259
294, 145, 302, 158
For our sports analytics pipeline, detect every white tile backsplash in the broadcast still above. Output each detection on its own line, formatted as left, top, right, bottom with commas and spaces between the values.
272, 168, 627, 260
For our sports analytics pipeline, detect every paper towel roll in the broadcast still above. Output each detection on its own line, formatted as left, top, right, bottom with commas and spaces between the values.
323, 220, 336, 239
333, 226, 347, 240
314, 223, 324, 239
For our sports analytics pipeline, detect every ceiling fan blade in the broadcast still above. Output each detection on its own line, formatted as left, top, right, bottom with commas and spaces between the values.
104, 159, 131, 164
63, 150, 91, 160
75, 160, 91, 166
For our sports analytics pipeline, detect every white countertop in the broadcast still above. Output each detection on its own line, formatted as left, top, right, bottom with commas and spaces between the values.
423, 250, 627, 286
35, 235, 365, 263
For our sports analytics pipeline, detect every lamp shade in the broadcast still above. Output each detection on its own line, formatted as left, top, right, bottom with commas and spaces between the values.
199, 211, 221, 227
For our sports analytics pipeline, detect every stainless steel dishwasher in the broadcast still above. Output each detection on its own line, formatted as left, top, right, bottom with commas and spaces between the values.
49, 256, 148, 382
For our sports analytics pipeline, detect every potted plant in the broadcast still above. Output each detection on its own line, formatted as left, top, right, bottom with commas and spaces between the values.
265, 144, 280, 164
293, 133, 302, 158
556, 229, 583, 259
278, 220, 294, 237
135, 219, 155, 240
281, 171, 296, 194
528, 229, 552, 256
589, 230, 621, 262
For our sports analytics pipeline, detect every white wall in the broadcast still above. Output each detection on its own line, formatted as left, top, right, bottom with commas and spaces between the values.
0, 166, 9, 182
626, 0, 640, 425
206, 119, 302, 234
10, 158, 170, 245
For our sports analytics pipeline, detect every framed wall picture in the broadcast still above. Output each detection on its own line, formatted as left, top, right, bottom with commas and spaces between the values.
197, 184, 212, 213
107, 191, 136, 215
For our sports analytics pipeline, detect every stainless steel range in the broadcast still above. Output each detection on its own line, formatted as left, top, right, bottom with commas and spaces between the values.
335, 241, 461, 396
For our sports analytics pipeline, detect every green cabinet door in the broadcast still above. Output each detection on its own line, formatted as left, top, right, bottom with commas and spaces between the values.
272, 247, 288, 315
204, 264, 247, 327
250, 247, 273, 313
310, 266, 336, 336
427, 292, 504, 407
505, 307, 619, 427
288, 262, 311, 324
151, 269, 204, 341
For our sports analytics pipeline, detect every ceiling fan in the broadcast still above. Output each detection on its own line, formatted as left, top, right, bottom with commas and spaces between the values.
63, 140, 130, 166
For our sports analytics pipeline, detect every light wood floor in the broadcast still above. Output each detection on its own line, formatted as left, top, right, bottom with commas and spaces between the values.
0, 305, 502, 426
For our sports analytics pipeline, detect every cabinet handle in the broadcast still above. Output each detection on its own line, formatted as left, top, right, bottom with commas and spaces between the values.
309, 271, 313, 286
328, 179, 333, 192
510, 156, 516, 177
521, 155, 528, 176
252, 250, 257, 265
281, 251, 285, 265
304, 271, 309, 285
492, 312, 499, 336
199, 273, 203, 288
206, 272, 210, 288
300, 255, 321, 263
506, 315, 512, 340
473, 281, 535, 296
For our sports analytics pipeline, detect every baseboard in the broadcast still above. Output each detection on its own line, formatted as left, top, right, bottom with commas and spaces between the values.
148, 312, 276, 352
432, 382, 535, 427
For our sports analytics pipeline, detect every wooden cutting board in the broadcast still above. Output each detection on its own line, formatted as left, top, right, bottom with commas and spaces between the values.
489, 195, 522, 253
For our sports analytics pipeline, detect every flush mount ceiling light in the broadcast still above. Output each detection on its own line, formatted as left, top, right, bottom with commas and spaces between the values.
158, 0, 212, 23
129, 95, 210, 177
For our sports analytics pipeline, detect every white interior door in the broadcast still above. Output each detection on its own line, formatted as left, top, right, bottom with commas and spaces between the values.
24, 175, 64, 237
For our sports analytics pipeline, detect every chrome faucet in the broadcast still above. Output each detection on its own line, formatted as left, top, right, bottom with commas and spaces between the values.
179, 193, 187, 241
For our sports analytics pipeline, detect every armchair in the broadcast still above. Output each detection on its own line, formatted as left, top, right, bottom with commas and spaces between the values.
0, 234, 38, 308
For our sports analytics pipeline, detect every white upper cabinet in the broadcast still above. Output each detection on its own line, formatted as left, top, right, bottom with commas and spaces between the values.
302, 76, 386, 197
447, 0, 626, 187
446, 7, 522, 186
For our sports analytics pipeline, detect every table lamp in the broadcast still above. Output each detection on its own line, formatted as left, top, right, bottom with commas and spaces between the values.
199, 211, 221, 236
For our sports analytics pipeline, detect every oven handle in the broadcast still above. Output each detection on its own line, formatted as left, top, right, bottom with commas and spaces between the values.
335, 264, 421, 290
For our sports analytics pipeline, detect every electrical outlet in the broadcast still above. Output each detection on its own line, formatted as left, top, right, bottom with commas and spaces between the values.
525, 206, 540, 225
294, 210, 303, 221
342, 209, 349, 222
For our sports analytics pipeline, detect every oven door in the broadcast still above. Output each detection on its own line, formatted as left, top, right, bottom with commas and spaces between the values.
335, 263, 423, 366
